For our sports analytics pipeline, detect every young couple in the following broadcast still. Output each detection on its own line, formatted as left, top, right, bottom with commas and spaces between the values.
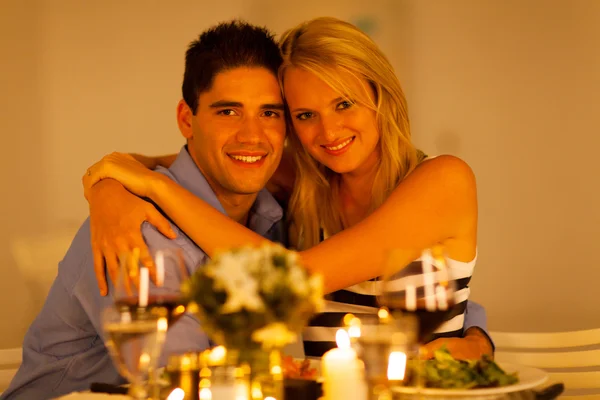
4, 17, 491, 400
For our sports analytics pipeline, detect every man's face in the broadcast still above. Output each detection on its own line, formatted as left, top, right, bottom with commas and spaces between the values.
182, 67, 286, 196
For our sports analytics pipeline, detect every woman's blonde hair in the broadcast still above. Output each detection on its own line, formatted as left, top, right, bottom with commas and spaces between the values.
279, 17, 422, 250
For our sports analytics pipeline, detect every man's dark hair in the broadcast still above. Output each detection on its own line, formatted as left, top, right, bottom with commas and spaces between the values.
182, 20, 282, 114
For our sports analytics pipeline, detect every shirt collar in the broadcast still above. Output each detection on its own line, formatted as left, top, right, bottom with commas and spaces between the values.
164, 146, 283, 233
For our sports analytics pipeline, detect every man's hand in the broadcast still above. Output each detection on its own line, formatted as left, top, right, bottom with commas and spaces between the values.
421, 327, 494, 360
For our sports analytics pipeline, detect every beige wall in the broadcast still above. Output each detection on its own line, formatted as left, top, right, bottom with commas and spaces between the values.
401, 0, 600, 332
1, 0, 598, 348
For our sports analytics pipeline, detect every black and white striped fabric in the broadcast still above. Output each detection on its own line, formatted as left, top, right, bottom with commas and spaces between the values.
302, 247, 476, 359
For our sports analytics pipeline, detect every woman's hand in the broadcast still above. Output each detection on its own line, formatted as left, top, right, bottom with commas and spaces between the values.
83, 152, 162, 201
87, 179, 177, 296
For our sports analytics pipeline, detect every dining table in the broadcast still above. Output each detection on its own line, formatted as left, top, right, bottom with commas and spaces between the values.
55, 383, 565, 400
53, 391, 558, 400
54, 339, 565, 399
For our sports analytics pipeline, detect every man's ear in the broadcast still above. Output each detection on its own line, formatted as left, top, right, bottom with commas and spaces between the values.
177, 99, 194, 139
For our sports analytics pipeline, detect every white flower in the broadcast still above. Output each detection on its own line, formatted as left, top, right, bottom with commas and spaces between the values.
285, 251, 300, 265
208, 252, 264, 313
287, 264, 309, 296
308, 274, 325, 312
262, 268, 285, 294
246, 249, 264, 274
252, 322, 298, 348
191, 244, 324, 342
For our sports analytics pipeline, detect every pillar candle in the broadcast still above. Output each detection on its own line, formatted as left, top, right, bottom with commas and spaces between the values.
321, 330, 367, 400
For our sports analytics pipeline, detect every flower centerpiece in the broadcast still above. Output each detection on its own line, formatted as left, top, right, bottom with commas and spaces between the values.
183, 242, 324, 363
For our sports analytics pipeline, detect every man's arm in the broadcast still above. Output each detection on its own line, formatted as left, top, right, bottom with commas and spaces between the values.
138, 223, 211, 365
462, 300, 495, 352
80, 221, 211, 367
3, 220, 123, 400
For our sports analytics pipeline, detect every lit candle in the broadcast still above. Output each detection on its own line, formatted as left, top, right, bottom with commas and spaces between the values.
208, 346, 226, 365
156, 250, 165, 287
435, 285, 448, 310
322, 330, 367, 400
387, 351, 407, 381
167, 388, 185, 400
139, 267, 149, 307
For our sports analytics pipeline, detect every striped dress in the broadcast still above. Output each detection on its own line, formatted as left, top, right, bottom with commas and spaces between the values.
302, 239, 477, 358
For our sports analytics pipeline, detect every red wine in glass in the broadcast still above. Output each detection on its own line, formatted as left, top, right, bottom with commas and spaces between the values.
382, 290, 455, 343
115, 294, 187, 325
378, 248, 456, 344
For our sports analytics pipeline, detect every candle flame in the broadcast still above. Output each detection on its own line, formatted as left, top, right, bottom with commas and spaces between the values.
200, 378, 210, 388
335, 329, 351, 349
139, 352, 150, 366
343, 313, 355, 326
175, 305, 186, 314
387, 351, 407, 381
199, 387, 212, 400
156, 250, 165, 287
347, 315, 362, 338
209, 345, 226, 364
157, 317, 168, 332
167, 388, 185, 400
348, 325, 361, 338
378, 307, 390, 320
271, 365, 282, 375
251, 382, 263, 398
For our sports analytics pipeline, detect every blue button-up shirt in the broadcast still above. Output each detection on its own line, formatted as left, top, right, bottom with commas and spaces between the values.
3, 147, 284, 400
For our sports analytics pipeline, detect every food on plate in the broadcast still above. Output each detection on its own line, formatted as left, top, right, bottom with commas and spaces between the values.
282, 355, 318, 379
280, 348, 518, 389
418, 347, 519, 389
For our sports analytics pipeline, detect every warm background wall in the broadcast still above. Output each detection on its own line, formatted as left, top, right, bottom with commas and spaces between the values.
1, 0, 598, 349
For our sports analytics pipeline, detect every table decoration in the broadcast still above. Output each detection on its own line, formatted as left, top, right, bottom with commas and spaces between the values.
184, 243, 324, 400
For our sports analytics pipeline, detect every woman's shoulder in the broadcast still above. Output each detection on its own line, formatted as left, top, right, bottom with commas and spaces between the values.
409, 154, 476, 189
406, 155, 478, 261
385, 153, 478, 253
420, 153, 472, 169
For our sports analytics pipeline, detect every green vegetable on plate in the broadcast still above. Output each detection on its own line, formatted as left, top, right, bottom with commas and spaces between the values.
414, 347, 519, 389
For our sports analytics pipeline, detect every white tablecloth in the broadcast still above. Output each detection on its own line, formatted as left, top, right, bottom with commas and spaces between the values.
55, 393, 130, 400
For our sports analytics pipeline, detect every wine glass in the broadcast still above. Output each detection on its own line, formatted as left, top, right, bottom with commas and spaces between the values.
142, 248, 190, 395
103, 248, 189, 399
378, 246, 456, 345
103, 304, 167, 399
377, 246, 457, 388
114, 248, 189, 326
352, 310, 416, 394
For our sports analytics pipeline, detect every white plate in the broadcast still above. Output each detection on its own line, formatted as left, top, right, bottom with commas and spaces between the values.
391, 362, 548, 400
54, 394, 130, 400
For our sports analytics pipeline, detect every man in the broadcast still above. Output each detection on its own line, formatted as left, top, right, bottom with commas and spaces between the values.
3, 21, 286, 399
4, 19, 493, 400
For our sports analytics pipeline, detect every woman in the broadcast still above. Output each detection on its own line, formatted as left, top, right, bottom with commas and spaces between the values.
84, 17, 479, 357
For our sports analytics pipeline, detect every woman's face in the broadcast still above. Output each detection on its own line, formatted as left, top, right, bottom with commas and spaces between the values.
283, 67, 380, 176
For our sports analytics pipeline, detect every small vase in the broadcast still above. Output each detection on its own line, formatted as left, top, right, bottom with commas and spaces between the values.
231, 347, 284, 400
